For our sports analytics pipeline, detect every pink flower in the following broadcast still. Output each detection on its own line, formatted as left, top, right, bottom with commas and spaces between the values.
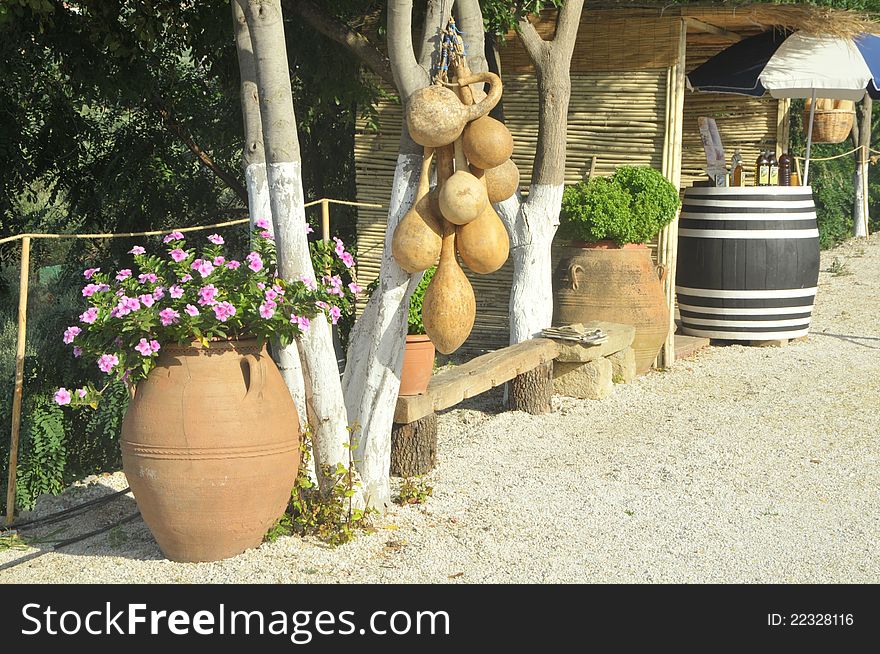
246, 252, 263, 273
333, 237, 345, 257
83, 268, 100, 279
138, 272, 157, 284
159, 308, 180, 326
54, 388, 71, 405
76, 388, 87, 399
305, 224, 314, 234
348, 282, 362, 295
259, 301, 276, 319
257, 282, 266, 291
254, 218, 270, 230
264, 287, 278, 301
115, 269, 132, 281
207, 234, 224, 245
180, 273, 193, 282
138, 293, 155, 308
191, 259, 215, 278
72, 346, 83, 358
225, 260, 240, 270
272, 284, 285, 296
135, 338, 154, 357
212, 302, 236, 322
300, 275, 317, 291
97, 354, 119, 374
63, 326, 81, 344
260, 231, 274, 240
340, 252, 355, 268
82, 284, 100, 297
114, 296, 140, 317
197, 284, 217, 306
316, 300, 329, 311
329, 305, 342, 325
169, 285, 184, 299
163, 231, 185, 243
150, 340, 161, 353
128, 246, 146, 255
213, 256, 225, 266
97, 284, 110, 292
80, 307, 99, 324
184, 304, 200, 317
170, 248, 188, 263
152, 286, 165, 301
291, 315, 310, 331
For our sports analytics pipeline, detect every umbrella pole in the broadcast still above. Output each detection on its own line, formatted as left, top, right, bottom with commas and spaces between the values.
804, 88, 817, 186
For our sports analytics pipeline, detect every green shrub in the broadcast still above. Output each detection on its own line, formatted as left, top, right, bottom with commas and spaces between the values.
407, 267, 435, 335
559, 166, 680, 245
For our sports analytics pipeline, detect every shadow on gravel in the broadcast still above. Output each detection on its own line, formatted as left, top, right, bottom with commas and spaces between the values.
813, 332, 880, 350
1, 485, 164, 572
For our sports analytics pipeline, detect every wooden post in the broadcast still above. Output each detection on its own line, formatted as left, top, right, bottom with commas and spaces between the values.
776, 98, 791, 159
320, 198, 330, 243
861, 144, 870, 236
6, 236, 31, 525
656, 19, 686, 369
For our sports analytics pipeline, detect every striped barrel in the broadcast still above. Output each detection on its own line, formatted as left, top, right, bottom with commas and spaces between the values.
676, 186, 820, 341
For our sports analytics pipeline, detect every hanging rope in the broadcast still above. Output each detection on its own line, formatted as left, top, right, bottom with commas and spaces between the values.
791, 144, 878, 164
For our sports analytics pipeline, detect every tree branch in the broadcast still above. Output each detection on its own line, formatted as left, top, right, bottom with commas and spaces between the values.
418, 0, 445, 70
388, 0, 423, 97
554, 0, 584, 47
286, 0, 397, 89
518, 13, 549, 66
454, 0, 486, 74
154, 97, 248, 204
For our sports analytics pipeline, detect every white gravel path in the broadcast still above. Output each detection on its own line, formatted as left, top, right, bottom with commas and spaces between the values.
3, 235, 879, 583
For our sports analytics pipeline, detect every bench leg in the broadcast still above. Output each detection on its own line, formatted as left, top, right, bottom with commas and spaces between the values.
507, 360, 553, 415
390, 413, 438, 477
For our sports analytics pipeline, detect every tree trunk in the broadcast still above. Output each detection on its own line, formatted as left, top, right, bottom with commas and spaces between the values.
341, 0, 448, 509
853, 96, 871, 238
232, 0, 307, 423
390, 413, 438, 477
239, 0, 353, 496
507, 361, 553, 414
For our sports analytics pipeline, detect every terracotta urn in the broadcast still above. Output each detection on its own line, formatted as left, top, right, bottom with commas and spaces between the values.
399, 334, 435, 396
553, 241, 669, 374
121, 338, 300, 562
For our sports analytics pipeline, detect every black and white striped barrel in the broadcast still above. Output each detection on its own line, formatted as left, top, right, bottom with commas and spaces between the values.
676, 186, 820, 341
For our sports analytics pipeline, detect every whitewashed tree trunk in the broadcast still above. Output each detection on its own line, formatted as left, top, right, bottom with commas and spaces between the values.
341, 0, 449, 509
852, 96, 872, 238
503, 185, 564, 342
232, 2, 308, 422
239, 0, 354, 496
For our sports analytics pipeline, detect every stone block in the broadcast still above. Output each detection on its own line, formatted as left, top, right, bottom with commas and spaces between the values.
554, 321, 636, 363
608, 347, 636, 383
553, 357, 613, 400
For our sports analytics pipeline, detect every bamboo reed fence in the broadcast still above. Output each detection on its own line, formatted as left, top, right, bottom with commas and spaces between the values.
3, 198, 381, 525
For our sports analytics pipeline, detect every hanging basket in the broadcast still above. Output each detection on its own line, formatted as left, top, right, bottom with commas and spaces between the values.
803, 99, 855, 144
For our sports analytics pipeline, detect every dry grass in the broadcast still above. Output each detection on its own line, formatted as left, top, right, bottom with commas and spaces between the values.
748, 3, 874, 38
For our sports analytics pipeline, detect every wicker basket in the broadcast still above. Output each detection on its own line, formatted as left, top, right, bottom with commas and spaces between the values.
803, 100, 855, 144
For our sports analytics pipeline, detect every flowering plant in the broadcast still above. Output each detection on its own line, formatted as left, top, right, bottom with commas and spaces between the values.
53, 221, 360, 408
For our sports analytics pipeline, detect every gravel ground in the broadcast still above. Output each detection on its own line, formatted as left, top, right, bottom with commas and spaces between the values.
3, 235, 879, 584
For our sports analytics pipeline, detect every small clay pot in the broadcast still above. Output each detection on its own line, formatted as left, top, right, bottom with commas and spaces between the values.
399, 335, 435, 396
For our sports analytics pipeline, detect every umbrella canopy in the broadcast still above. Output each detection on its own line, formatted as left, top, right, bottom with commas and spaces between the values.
687, 29, 880, 102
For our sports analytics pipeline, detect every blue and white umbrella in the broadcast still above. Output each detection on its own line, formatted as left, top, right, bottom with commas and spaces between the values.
687, 29, 880, 183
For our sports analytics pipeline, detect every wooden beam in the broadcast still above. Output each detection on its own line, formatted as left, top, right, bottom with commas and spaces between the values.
684, 17, 743, 42
394, 338, 560, 424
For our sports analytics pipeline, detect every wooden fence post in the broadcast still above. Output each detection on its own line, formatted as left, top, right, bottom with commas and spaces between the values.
6, 236, 31, 525
321, 199, 330, 243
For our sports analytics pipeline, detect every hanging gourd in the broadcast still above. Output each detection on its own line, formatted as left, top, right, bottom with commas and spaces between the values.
473, 159, 520, 204
438, 138, 488, 225
456, 172, 510, 274
392, 147, 442, 273
422, 145, 477, 354
462, 115, 513, 170
405, 71, 503, 148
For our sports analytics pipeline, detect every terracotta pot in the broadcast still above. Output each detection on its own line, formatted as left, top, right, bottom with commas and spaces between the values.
399, 334, 435, 396
121, 338, 299, 562
553, 242, 669, 374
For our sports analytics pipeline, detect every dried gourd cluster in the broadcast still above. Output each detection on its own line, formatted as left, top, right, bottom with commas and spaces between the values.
394, 59, 519, 354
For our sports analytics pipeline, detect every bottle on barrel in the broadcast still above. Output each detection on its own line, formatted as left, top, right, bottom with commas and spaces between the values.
755, 151, 770, 186
779, 151, 793, 186
731, 149, 744, 186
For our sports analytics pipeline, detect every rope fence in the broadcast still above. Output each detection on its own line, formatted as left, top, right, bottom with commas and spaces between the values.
3, 197, 382, 525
